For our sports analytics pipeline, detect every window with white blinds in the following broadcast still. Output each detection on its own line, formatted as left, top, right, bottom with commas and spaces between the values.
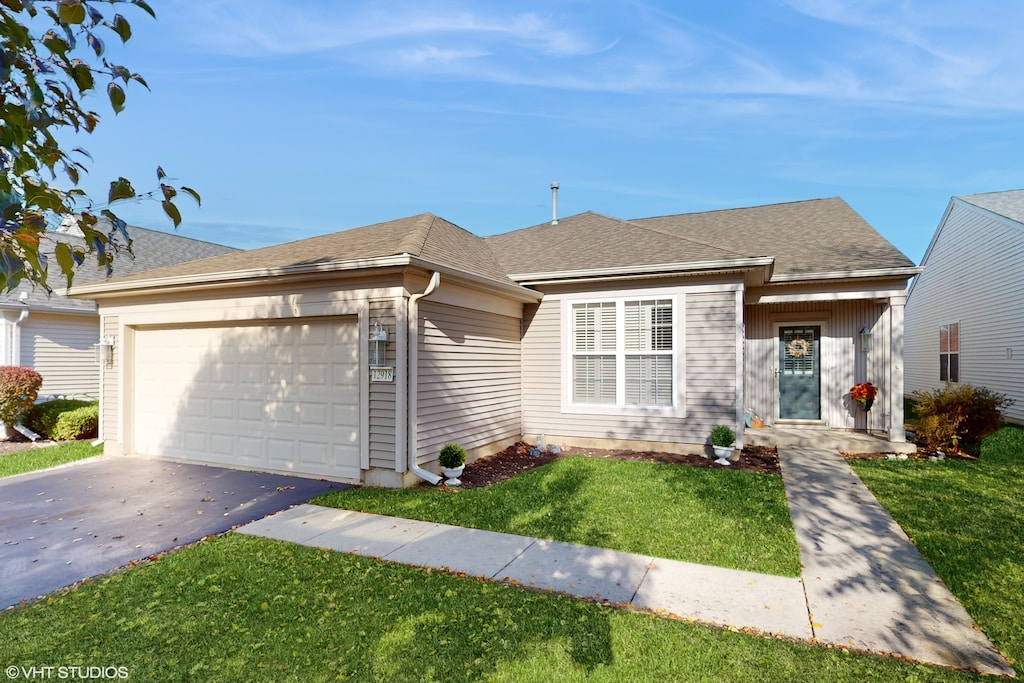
571, 298, 674, 407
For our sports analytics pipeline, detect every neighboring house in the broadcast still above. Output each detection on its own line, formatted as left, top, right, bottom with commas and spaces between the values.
72, 198, 918, 487
0, 220, 238, 399
905, 189, 1024, 423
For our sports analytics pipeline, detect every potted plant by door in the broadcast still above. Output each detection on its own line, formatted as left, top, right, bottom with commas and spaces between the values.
709, 425, 736, 466
850, 382, 877, 411
438, 442, 466, 486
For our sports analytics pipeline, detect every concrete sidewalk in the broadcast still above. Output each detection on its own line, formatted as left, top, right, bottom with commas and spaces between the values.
236, 504, 812, 639
779, 447, 1013, 677
236, 448, 1014, 677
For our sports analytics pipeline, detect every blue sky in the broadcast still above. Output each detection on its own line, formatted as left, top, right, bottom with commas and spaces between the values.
68, 0, 1024, 264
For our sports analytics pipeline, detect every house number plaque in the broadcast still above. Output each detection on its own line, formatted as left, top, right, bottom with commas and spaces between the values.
370, 366, 395, 383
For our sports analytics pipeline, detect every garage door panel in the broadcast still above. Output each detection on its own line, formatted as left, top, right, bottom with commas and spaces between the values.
132, 319, 360, 481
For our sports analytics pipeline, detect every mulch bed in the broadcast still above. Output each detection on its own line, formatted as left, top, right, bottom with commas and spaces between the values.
457, 441, 780, 488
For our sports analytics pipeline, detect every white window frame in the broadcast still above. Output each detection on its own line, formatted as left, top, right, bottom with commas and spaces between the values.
561, 292, 684, 416
939, 321, 960, 383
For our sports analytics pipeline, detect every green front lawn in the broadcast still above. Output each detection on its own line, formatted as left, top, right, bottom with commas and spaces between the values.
852, 424, 1024, 671
0, 533, 980, 682
314, 456, 802, 577
0, 440, 103, 478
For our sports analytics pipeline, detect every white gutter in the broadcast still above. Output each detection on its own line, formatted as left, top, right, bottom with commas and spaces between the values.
407, 272, 443, 485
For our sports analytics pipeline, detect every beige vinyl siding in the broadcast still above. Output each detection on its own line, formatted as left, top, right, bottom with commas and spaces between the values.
416, 300, 521, 460
101, 315, 119, 446
745, 299, 890, 431
368, 298, 399, 470
21, 313, 99, 398
685, 291, 739, 434
906, 201, 1024, 422
521, 283, 740, 447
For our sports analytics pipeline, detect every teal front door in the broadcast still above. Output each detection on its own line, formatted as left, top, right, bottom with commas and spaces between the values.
779, 326, 820, 420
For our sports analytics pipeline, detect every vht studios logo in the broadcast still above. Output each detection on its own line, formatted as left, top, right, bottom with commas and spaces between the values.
5, 666, 129, 680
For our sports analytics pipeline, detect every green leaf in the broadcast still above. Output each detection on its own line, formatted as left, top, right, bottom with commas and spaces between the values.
156, 165, 166, 180
131, 0, 156, 19
107, 81, 125, 113
108, 177, 135, 203
86, 31, 103, 56
55, 242, 76, 288
131, 72, 149, 90
57, 0, 86, 25
41, 30, 70, 57
160, 183, 176, 201
69, 60, 94, 92
161, 200, 182, 227
107, 14, 132, 43
180, 186, 202, 206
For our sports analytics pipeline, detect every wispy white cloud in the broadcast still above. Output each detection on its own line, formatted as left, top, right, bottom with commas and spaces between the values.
167, 0, 1024, 114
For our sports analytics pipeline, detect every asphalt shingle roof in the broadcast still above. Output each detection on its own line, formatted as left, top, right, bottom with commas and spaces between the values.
483, 211, 746, 276
1, 223, 238, 311
89, 213, 517, 289
68, 197, 916, 296
958, 189, 1024, 224
631, 198, 915, 276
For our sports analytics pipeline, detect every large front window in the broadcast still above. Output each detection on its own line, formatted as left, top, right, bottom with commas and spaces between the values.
571, 299, 674, 406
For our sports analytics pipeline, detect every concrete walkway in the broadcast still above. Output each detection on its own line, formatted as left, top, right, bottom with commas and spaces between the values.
236, 447, 1015, 677
780, 447, 1013, 676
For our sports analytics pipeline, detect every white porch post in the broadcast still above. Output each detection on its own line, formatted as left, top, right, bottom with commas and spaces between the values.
889, 294, 907, 442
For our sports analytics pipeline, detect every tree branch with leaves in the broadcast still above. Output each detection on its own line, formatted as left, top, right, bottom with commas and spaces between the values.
0, 0, 199, 292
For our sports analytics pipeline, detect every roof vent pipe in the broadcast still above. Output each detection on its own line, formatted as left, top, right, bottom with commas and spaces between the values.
550, 181, 559, 225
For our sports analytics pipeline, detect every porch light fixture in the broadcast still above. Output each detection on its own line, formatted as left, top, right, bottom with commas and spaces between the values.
369, 321, 388, 366
859, 326, 873, 353
94, 337, 115, 368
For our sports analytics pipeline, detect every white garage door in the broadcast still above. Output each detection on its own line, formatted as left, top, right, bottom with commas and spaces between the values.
132, 318, 361, 481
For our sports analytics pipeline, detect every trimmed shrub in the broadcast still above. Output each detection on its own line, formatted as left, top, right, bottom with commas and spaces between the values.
50, 404, 99, 441
438, 442, 466, 469
27, 399, 97, 440
912, 384, 1014, 454
0, 366, 43, 425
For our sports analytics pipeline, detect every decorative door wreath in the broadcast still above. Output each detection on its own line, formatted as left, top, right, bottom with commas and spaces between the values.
786, 338, 811, 358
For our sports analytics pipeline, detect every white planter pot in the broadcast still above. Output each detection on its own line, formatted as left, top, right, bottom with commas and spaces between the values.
441, 465, 465, 486
712, 445, 733, 466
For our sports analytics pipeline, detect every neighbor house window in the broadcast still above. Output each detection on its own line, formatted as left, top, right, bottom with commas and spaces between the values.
939, 322, 959, 383
571, 298, 674, 407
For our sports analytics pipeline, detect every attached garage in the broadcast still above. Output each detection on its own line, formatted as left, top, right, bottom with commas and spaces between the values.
131, 318, 361, 481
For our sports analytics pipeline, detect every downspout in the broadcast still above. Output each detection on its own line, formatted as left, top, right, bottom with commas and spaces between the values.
8, 296, 40, 440
407, 272, 443, 485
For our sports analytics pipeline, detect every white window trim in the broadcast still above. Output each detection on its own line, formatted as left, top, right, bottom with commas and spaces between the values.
939, 321, 960, 383
561, 292, 686, 417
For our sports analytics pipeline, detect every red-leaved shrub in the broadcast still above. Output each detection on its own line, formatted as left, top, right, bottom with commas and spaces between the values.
0, 366, 43, 425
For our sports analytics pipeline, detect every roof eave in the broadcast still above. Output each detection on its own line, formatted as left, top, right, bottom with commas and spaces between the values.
768, 266, 923, 283
405, 257, 543, 303
69, 254, 415, 299
508, 257, 776, 286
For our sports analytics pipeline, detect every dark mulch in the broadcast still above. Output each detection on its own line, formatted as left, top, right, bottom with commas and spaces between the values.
458, 441, 780, 488
842, 449, 975, 462
0, 436, 52, 456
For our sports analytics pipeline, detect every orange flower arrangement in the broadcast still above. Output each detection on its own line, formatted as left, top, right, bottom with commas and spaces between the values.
850, 382, 877, 403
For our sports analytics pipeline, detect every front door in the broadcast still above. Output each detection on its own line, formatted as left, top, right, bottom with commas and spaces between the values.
779, 325, 820, 420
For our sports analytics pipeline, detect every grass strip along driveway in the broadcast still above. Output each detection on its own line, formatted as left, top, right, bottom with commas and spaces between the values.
0, 441, 102, 478
314, 456, 802, 577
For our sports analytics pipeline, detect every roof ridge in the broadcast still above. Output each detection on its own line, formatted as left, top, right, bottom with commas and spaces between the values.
636, 196, 840, 222
621, 215, 750, 260
397, 213, 438, 256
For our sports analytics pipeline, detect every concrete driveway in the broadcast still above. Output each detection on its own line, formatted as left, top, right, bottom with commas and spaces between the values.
0, 457, 345, 609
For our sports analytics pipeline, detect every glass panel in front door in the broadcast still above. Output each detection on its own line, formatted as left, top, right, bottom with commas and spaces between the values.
779, 326, 821, 420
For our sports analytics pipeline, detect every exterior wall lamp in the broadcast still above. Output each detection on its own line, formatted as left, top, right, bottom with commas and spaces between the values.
94, 337, 115, 368
369, 321, 394, 382
369, 321, 388, 365
859, 326, 873, 353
